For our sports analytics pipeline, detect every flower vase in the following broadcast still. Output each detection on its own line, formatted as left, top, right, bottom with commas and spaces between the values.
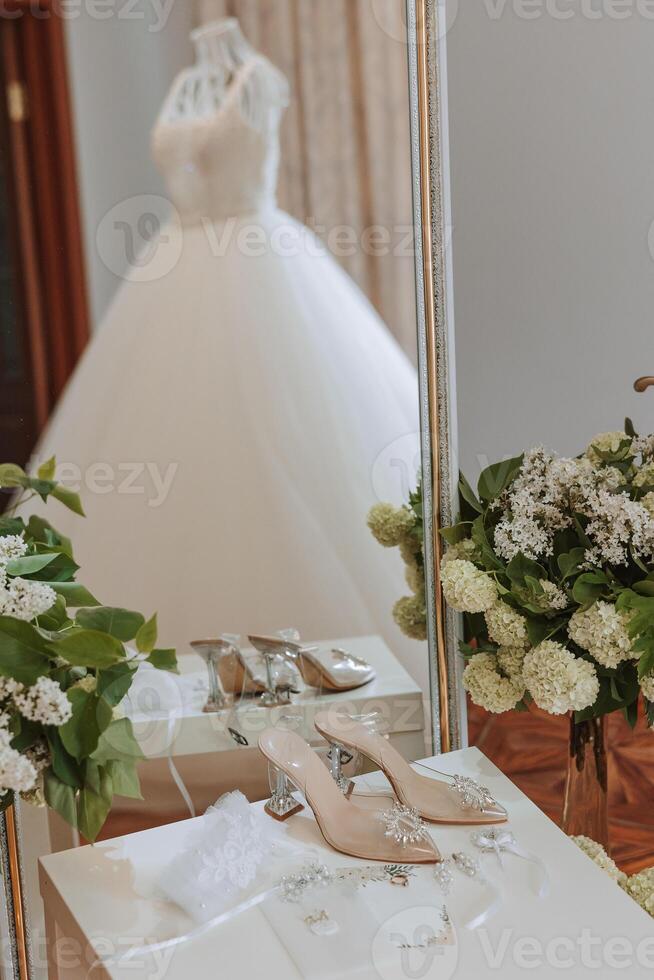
562, 714, 609, 850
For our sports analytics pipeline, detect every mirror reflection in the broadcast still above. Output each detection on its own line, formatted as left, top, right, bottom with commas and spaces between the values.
0, 3, 435, 975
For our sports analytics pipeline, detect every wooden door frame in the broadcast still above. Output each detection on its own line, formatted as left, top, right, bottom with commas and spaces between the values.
1, 0, 89, 430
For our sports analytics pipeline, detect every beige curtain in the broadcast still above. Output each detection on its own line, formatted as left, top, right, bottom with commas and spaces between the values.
197, 0, 417, 360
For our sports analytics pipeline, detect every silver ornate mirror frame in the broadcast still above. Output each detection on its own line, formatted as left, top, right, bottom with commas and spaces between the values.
407, 0, 465, 754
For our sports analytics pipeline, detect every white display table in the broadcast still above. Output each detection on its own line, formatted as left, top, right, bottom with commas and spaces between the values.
38, 747, 654, 979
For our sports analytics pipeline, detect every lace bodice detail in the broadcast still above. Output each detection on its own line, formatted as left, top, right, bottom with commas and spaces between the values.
152, 56, 288, 226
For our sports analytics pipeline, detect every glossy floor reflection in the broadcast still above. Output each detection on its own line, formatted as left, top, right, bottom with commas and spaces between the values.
468, 699, 654, 875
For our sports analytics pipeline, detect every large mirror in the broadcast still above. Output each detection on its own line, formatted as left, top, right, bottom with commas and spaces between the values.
0, 1, 447, 976
432, 0, 654, 918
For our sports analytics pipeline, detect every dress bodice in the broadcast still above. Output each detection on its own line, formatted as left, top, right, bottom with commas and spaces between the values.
152, 56, 288, 226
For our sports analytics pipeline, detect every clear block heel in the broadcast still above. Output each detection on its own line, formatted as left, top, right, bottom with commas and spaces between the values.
326, 742, 355, 796
264, 763, 304, 821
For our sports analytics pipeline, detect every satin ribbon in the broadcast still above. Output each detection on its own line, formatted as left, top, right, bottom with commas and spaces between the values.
471, 829, 550, 899
88, 885, 282, 974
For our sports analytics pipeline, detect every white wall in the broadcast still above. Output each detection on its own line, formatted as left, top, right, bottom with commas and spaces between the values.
64, 1, 193, 328
446, 3, 654, 485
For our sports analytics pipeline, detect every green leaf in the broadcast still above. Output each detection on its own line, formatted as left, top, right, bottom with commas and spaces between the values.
96, 662, 137, 706
11, 719, 41, 753
50, 582, 100, 608
0, 464, 26, 488
76, 607, 145, 642
439, 522, 472, 546
572, 572, 609, 605
557, 548, 587, 580
106, 760, 142, 800
633, 578, 654, 598
477, 454, 524, 503
26, 516, 73, 557
44, 770, 77, 828
506, 553, 548, 586
47, 732, 82, 789
458, 473, 483, 514
37, 595, 70, 633
59, 690, 113, 762
91, 718, 144, 764
625, 417, 637, 439
77, 787, 110, 842
623, 699, 639, 730
50, 485, 85, 517
54, 629, 126, 668
84, 760, 113, 804
29, 547, 78, 583
0, 517, 25, 537
637, 648, 654, 681
135, 614, 157, 654
470, 516, 504, 571
146, 648, 178, 673
5, 553, 59, 578
37, 457, 57, 481
0, 617, 53, 684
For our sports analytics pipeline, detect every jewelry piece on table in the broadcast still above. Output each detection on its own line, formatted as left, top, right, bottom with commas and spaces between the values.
452, 851, 483, 880
394, 905, 453, 949
382, 803, 430, 847
304, 909, 339, 936
470, 827, 550, 898
434, 859, 455, 896
279, 864, 334, 903
470, 828, 517, 868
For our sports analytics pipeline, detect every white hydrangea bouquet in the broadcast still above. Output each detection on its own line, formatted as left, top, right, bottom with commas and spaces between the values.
442, 424, 654, 727
0, 459, 177, 841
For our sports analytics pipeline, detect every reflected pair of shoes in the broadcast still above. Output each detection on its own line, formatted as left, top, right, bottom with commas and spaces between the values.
192, 633, 376, 707
259, 710, 507, 865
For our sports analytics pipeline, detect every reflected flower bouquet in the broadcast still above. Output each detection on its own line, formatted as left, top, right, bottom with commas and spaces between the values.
442, 424, 654, 725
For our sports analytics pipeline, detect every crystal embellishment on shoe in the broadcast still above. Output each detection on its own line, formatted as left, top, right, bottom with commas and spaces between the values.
450, 775, 500, 813
382, 803, 430, 847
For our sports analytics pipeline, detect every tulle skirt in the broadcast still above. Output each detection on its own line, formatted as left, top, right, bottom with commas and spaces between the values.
31, 209, 426, 691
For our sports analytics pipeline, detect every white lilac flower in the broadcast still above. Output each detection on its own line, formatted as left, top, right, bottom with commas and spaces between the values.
641, 493, 654, 520
492, 445, 652, 565
585, 431, 629, 465
462, 653, 525, 714
568, 601, 634, 669
0, 724, 37, 795
13, 677, 72, 726
570, 836, 627, 885
0, 678, 23, 701
582, 488, 654, 566
440, 559, 497, 614
0, 535, 27, 566
623, 868, 654, 916
522, 641, 599, 715
0, 578, 56, 622
485, 601, 530, 650
538, 580, 568, 612
496, 645, 527, 680
640, 673, 654, 702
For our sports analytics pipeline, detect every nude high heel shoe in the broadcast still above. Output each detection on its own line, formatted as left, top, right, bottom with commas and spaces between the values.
314, 710, 508, 825
258, 728, 441, 864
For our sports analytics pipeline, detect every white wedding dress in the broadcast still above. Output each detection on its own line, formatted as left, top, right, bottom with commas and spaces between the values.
32, 46, 425, 688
